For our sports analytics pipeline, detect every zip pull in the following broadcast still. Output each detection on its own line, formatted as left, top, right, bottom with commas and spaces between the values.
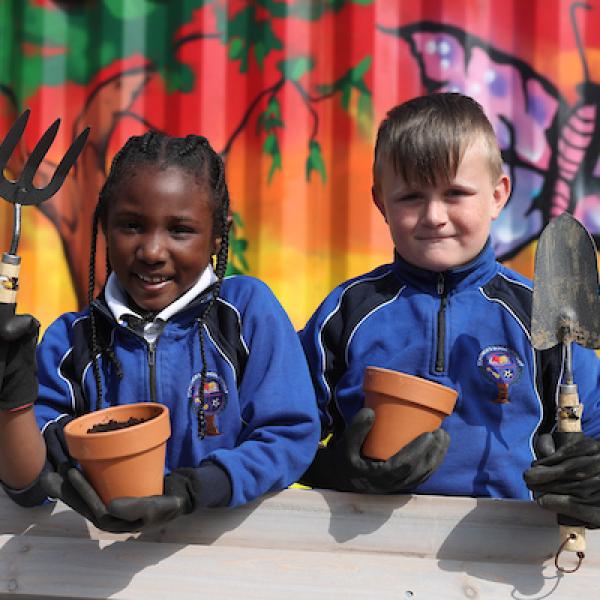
435, 273, 447, 373
147, 342, 157, 403
437, 273, 445, 296
148, 343, 156, 366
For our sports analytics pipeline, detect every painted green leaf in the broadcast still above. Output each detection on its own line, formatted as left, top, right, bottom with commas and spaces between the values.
267, 151, 282, 183
341, 84, 351, 110
1, 0, 208, 105
350, 56, 371, 83
263, 132, 278, 154
229, 38, 245, 60
105, 0, 153, 20
277, 56, 314, 81
357, 91, 373, 136
306, 140, 327, 182
264, 132, 282, 183
227, 210, 250, 275
257, 0, 373, 20
254, 41, 267, 69
266, 96, 281, 117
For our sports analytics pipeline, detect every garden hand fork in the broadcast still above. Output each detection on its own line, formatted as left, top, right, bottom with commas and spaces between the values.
0, 109, 89, 328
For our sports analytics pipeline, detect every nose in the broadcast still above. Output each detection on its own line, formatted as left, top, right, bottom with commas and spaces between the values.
136, 231, 167, 264
421, 197, 448, 227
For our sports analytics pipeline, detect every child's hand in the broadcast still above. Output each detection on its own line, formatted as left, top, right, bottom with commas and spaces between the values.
0, 308, 39, 411
107, 467, 223, 528
338, 407, 450, 493
523, 433, 600, 528
302, 407, 450, 493
40, 467, 150, 533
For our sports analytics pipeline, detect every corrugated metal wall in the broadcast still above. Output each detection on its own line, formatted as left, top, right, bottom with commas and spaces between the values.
1, 0, 599, 331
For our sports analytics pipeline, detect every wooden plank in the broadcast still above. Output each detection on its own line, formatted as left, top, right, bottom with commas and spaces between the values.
1, 533, 599, 600
1, 488, 599, 598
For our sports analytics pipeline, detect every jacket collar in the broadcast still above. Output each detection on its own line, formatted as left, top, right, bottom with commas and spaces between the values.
391, 238, 499, 294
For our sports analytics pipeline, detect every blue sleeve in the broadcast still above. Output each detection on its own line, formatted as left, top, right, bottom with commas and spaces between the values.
298, 287, 346, 437
34, 314, 80, 430
573, 343, 600, 439
205, 279, 320, 506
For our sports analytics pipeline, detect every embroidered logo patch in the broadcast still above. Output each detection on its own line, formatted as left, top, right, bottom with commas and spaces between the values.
477, 346, 524, 404
188, 372, 228, 435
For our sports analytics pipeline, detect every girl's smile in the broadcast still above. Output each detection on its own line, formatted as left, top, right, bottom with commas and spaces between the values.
104, 165, 219, 313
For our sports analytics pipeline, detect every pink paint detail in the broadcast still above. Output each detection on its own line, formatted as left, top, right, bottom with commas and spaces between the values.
557, 152, 580, 179
574, 104, 597, 121
562, 122, 592, 147
551, 179, 570, 217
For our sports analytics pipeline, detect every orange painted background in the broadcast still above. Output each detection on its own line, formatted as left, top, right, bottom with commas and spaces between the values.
1, 0, 600, 333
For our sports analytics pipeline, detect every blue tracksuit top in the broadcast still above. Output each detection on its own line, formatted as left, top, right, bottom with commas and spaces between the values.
299, 241, 600, 500
35, 275, 320, 507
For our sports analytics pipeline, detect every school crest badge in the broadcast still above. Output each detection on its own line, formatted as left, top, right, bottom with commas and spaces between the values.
188, 372, 228, 435
477, 346, 524, 404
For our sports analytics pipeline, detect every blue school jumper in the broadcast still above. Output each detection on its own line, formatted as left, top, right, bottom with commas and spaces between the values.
14, 275, 319, 507
299, 241, 600, 499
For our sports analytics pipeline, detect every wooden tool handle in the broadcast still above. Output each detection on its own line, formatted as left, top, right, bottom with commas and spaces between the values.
556, 383, 586, 554
0, 254, 20, 305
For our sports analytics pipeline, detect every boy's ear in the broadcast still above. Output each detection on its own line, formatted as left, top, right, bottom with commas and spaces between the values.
491, 174, 511, 220
371, 186, 388, 223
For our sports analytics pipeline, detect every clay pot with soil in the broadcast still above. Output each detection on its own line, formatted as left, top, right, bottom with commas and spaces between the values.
361, 367, 457, 460
64, 402, 171, 504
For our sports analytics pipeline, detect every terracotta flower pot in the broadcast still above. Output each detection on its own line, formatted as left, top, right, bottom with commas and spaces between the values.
64, 402, 171, 505
362, 367, 457, 460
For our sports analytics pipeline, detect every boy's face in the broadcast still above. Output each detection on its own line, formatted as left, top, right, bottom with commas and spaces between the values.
104, 165, 220, 313
372, 138, 510, 272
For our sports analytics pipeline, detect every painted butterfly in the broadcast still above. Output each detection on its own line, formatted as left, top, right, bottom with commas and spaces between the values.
379, 3, 600, 261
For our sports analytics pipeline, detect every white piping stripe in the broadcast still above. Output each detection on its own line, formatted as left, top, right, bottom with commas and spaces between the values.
344, 286, 406, 365
497, 271, 533, 292
40, 412, 71, 434
216, 297, 250, 356
203, 323, 238, 386
316, 269, 395, 422
57, 347, 78, 415
479, 284, 541, 501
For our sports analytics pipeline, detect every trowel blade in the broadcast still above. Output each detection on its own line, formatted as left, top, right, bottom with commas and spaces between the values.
531, 212, 600, 350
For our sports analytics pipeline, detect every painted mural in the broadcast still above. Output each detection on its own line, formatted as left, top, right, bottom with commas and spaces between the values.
1, 0, 599, 332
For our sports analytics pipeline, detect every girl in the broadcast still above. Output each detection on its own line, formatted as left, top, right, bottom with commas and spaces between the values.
0, 132, 319, 532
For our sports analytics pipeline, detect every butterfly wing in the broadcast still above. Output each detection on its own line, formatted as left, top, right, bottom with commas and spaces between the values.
380, 21, 571, 259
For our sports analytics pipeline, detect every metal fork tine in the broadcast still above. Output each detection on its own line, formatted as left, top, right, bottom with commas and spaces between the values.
0, 109, 30, 174
24, 126, 90, 205
18, 118, 60, 191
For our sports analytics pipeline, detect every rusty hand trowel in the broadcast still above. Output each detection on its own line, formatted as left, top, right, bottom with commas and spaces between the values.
0, 110, 89, 330
531, 211, 600, 570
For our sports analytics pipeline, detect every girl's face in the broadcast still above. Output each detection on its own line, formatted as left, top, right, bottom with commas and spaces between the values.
104, 165, 220, 313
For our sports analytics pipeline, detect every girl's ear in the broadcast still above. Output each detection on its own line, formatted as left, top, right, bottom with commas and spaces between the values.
212, 214, 231, 256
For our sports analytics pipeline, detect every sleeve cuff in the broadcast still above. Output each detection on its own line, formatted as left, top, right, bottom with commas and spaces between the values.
193, 462, 232, 508
1, 459, 53, 507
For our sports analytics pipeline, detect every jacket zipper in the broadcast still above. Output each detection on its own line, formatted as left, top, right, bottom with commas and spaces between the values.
148, 341, 157, 402
435, 273, 447, 373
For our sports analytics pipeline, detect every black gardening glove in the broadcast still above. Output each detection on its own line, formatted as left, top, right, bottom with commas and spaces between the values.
106, 468, 203, 528
0, 306, 39, 411
301, 407, 450, 493
40, 417, 151, 533
523, 433, 600, 528
107, 464, 232, 530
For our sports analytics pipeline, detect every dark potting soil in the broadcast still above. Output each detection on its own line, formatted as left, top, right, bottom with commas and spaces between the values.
87, 415, 154, 433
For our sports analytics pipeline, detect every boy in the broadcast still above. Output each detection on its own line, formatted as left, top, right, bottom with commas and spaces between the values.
299, 93, 600, 526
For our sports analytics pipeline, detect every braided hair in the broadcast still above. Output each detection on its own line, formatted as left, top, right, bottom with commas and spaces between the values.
88, 131, 230, 437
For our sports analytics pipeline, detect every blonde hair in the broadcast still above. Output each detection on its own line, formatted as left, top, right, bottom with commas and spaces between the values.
373, 93, 503, 189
